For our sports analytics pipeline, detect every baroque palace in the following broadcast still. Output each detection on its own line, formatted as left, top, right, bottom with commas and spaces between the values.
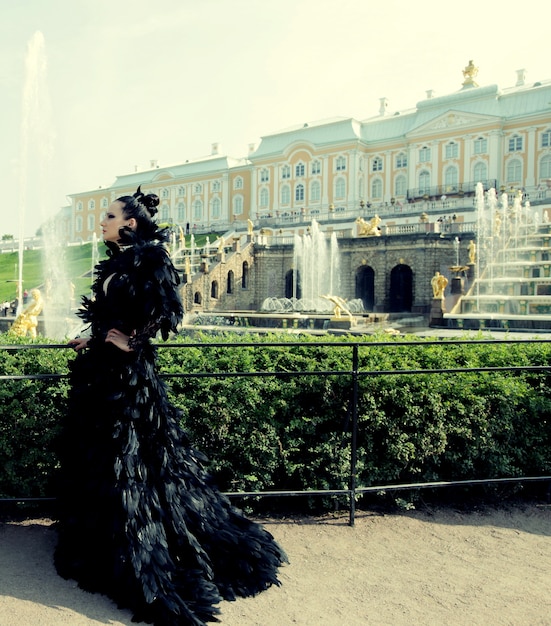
59, 62, 551, 318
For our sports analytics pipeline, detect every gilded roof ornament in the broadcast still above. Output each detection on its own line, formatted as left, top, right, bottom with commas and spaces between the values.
462, 60, 479, 88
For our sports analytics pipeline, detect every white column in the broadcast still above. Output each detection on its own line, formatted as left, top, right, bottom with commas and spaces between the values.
322, 156, 330, 206
526, 126, 537, 187
272, 164, 279, 213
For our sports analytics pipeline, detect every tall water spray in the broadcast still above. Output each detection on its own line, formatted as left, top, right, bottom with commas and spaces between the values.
292, 220, 341, 310
17, 32, 73, 338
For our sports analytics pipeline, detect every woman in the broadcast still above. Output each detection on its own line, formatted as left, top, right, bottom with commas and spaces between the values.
54, 187, 287, 626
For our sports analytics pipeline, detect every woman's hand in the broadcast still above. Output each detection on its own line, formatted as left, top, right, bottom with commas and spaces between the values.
68, 337, 90, 352
105, 328, 134, 352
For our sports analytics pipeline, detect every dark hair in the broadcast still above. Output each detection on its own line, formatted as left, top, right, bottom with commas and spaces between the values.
116, 186, 160, 242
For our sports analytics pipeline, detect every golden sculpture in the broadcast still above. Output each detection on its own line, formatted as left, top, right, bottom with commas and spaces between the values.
247, 219, 254, 235
468, 240, 476, 264
11, 288, 43, 338
462, 60, 479, 87
356, 215, 382, 237
321, 294, 355, 324
184, 256, 192, 276
431, 272, 448, 299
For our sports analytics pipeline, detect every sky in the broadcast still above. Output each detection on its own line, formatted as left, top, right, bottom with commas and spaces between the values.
1, 0, 550, 237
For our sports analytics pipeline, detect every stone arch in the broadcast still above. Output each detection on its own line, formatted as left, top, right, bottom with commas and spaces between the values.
194, 291, 202, 305
389, 264, 413, 312
355, 265, 375, 311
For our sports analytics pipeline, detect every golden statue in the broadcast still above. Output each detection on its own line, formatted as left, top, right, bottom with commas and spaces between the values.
431, 272, 448, 299
462, 60, 479, 87
247, 219, 254, 235
11, 288, 43, 338
184, 256, 192, 276
321, 294, 355, 325
468, 240, 476, 264
356, 215, 382, 236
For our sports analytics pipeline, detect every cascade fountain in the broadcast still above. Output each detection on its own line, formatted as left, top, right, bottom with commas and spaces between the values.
446, 182, 551, 330
15, 31, 76, 339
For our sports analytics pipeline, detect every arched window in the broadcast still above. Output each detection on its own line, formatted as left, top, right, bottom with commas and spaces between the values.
295, 183, 305, 202
211, 280, 219, 298
335, 177, 346, 199
161, 203, 170, 221
259, 188, 269, 207
242, 261, 249, 289
211, 197, 221, 218
310, 180, 321, 202
473, 161, 487, 184
444, 165, 458, 190
76, 201, 83, 211
227, 270, 234, 294
75, 216, 83, 232
193, 199, 203, 220
395, 175, 406, 197
281, 184, 291, 204
87, 215, 95, 231
540, 155, 551, 180
177, 202, 186, 221
88, 199, 95, 210
233, 177, 243, 190
371, 178, 382, 199
419, 170, 431, 194
506, 159, 522, 183
101, 197, 108, 209
194, 291, 202, 304
233, 195, 243, 215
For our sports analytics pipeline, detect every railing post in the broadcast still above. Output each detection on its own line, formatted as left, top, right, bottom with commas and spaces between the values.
349, 344, 359, 526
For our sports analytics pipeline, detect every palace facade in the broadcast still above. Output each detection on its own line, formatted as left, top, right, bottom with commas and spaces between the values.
60, 63, 551, 244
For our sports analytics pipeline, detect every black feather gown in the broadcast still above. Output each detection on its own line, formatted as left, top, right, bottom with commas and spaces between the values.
54, 231, 287, 625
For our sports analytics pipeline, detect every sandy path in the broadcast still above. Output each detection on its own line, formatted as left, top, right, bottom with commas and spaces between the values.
0, 506, 550, 626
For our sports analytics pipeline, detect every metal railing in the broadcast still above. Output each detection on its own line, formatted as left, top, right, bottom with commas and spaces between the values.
1, 338, 551, 526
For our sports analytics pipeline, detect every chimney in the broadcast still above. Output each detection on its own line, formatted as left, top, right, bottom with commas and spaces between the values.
248, 143, 256, 155
211, 142, 220, 155
150, 159, 158, 169
379, 97, 389, 116
426, 89, 435, 99
516, 69, 526, 86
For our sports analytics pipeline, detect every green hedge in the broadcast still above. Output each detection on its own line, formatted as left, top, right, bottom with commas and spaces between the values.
1, 331, 550, 510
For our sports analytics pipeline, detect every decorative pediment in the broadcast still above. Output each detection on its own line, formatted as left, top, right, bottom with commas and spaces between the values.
407, 110, 500, 138
153, 172, 175, 182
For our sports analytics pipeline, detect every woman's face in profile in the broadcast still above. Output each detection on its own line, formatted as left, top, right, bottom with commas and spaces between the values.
100, 201, 132, 243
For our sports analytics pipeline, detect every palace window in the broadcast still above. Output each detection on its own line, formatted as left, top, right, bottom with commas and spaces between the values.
295, 162, 305, 177
506, 158, 522, 183
419, 146, 431, 163
508, 134, 523, 152
295, 183, 305, 202
474, 136, 487, 154
311, 160, 321, 175
335, 177, 346, 199
540, 155, 551, 180
161, 204, 170, 221
444, 165, 458, 189
372, 157, 383, 172
445, 141, 459, 159
233, 195, 243, 215
336, 156, 346, 171
177, 202, 186, 221
419, 170, 431, 194
88, 199, 95, 210
542, 130, 551, 148
310, 180, 321, 202
193, 199, 203, 220
396, 153, 407, 168
75, 216, 83, 232
371, 178, 382, 199
281, 165, 291, 180
211, 197, 221, 218
259, 188, 269, 207
194, 183, 203, 194
234, 177, 243, 190
178, 185, 186, 196
395, 175, 406, 197
281, 184, 291, 204
161, 188, 169, 199
260, 168, 269, 183
87, 215, 95, 231
76, 201, 83, 211
473, 161, 487, 183
101, 197, 108, 209
211, 180, 221, 192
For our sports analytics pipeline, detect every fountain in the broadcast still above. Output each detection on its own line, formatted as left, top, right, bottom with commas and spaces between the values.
15, 31, 77, 339
262, 220, 346, 313
446, 183, 551, 330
